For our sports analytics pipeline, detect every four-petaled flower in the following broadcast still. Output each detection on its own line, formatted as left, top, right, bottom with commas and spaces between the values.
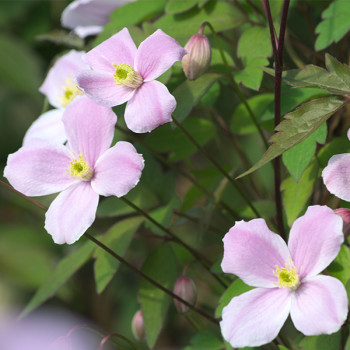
220, 205, 348, 348
4, 97, 144, 244
76, 27, 187, 133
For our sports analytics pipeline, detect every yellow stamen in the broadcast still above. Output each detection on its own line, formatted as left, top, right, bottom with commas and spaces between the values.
273, 258, 300, 290
67, 154, 93, 181
112, 63, 143, 88
59, 76, 83, 107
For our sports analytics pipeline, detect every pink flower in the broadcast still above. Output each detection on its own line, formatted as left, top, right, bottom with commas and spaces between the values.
61, 0, 133, 38
76, 28, 187, 133
220, 205, 348, 348
4, 96, 144, 244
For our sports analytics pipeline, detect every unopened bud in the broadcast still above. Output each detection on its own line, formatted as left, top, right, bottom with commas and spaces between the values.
334, 208, 350, 237
182, 34, 211, 81
173, 277, 197, 313
131, 310, 145, 342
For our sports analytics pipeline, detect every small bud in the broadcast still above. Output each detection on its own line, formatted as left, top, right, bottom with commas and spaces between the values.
173, 277, 197, 313
131, 310, 145, 342
182, 34, 211, 81
334, 208, 350, 237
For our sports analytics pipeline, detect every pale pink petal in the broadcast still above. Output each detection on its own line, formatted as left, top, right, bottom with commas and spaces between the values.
291, 275, 348, 335
124, 80, 175, 133
4, 141, 76, 196
39, 50, 86, 109
135, 29, 187, 81
84, 27, 137, 73
23, 109, 66, 145
91, 141, 144, 197
76, 70, 135, 107
74, 25, 103, 38
322, 154, 350, 201
221, 219, 290, 288
288, 206, 343, 280
220, 287, 291, 348
63, 96, 117, 166
45, 182, 99, 244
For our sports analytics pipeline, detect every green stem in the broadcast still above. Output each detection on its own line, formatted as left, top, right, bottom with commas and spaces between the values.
202, 21, 269, 149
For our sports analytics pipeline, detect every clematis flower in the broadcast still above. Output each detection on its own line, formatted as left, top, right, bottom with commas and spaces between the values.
76, 27, 187, 133
220, 205, 348, 348
61, 0, 133, 38
24, 50, 87, 145
4, 96, 144, 244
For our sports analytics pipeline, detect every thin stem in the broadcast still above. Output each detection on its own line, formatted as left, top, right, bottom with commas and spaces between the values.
172, 117, 261, 218
202, 21, 269, 149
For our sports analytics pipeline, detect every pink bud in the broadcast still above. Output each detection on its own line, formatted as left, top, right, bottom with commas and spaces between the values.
182, 34, 211, 81
131, 310, 145, 342
334, 208, 350, 237
173, 277, 197, 313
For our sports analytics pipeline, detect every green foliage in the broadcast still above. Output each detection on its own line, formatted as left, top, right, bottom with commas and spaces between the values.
37, 30, 84, 50
328, 245, 350, 285
166, 0, 198, 14
184, 330, 223, 350
298, 331, 341, 350
315, 0, 350, 51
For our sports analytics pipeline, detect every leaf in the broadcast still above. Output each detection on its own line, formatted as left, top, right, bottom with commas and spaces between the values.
281, 160, 318, 227
327, 245, 350, 285
184, 331, 223, 350
236, 200, 276, 219
154, 1, 244, 42
237, 97, 344, 178
324, 53, 350, 92
282, 122, 327, 182
298, 331, 341, 350
21, 241, 95, 317
166, 0, 198, 14
94, 217, 144, 294
235, 57, 269, 90
172, 73, 222, 123
139, 244, 178, 348
315, 0, 350, 51
36, 30, 84, 49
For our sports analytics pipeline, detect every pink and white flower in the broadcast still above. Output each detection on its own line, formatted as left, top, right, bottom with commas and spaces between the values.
4, 97, 144, 244
220, 205, 347, 348
76, 28, 187, 133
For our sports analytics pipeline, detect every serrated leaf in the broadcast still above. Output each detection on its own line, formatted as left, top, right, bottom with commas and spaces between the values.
166, 0, 198, 14
139, 244, 178, 348
36, 30, 84, 49
94, 217, 144, 294
281, 160, 318, 227
298, 331, 341, 350
173, 73, 222, 123
325, 53, 350, 91
237, 97, 344, 178
21, 241, 95, 317
282, 122, 327, 182
315, 0, 350, 51
327, 245, 350, 285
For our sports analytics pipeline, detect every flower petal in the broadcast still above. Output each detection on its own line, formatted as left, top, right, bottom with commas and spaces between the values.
221, 287, 291, 348
45, 182, 99, 244
291, 275, 348, 335
39, 50, 86, 109
4, 141, 75, 196
74, 25, 103, 38
221, 219, 290, 288
135, 29, 187, 81
23, 109, 66, 145
84, 27, 137, 73
124, 80, 175, 133
76, 70, 135, 107
288, 205, 343, 280
322, 153, 350, 201
91, 141, 144, 197
63, 96, 117, 166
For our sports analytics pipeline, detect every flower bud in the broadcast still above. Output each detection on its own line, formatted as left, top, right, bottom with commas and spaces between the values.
131, 310, 145, 342
182, 34, 211, 81
334, 208, 350, 237
173, 277, 197, 313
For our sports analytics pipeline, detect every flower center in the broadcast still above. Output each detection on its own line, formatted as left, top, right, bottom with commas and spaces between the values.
273, 259, 300, 290
67, 154, 93, 181
59, 76, 83, 107
112, 63, 143, 88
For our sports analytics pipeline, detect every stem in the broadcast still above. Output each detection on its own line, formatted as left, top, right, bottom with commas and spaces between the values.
202, 21, 268, 149
172, 117, 261, 218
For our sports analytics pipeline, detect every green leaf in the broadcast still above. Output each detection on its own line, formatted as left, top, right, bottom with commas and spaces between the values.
154, 1, 244, 42
139, 244, 178, 348
299, 331, 341, 350
21, 241, 95, 317
236, 200, 276, 219
166, 0, 198, 14
281, 160, 318, 227
36, 30, 84, 49
184, 330, 223, 350
173, 73, 222, 123
345, 335, 350, 350
94, 217, 144, 294
318, 137, 350, 168
282, 122, 327, 182
327, 245, 350, 285
237, 97, 344, 178
315, 0, 350, 51
278, 346, 289, 350
324, 53, 350, 92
